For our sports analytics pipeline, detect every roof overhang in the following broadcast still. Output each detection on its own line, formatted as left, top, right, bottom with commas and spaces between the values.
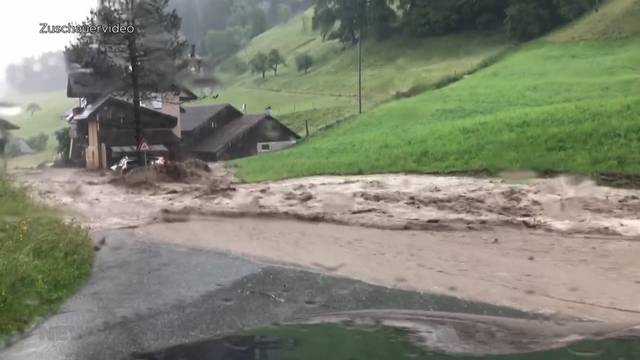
0, 118, 20, 130
71, 96, 178, 128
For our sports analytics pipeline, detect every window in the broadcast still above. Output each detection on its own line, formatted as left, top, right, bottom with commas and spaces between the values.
150, 93, 163, 109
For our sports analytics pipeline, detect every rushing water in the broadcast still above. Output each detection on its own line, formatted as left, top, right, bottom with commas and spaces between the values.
132, 323, 640, 360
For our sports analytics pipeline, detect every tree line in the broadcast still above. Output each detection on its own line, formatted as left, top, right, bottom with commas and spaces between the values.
169, 0, 311, 64
249, 49, 314, 79
312, 0, 601, 43
5, 52, 67, 94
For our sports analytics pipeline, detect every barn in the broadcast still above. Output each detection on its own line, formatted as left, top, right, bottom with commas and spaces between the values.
181, 104, 300, 162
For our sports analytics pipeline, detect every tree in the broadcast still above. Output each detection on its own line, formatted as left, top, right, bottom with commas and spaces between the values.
250, 52, 269, 79
312, 0, 395, 44
312, 0, 335, 40
295, 53, 313, 74
5, 52, 67, 94
205, 28, 242, 65
55, 128, 71, 162
328, 0, 366, 44
25, 103, 42, 117
505, 0, 556, 41
65, 0, 188, 148
248, 8, 268, 38
399, 0, 462, 37
267, 49, 286, 76
26, 133, 48, 152
553, 0, 594, 21
367, 0, 396, 40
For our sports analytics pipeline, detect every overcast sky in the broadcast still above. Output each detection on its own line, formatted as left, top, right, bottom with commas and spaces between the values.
0, 0, 96, 80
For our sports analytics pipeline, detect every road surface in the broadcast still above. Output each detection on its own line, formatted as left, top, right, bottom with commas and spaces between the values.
1, 229, 540, 360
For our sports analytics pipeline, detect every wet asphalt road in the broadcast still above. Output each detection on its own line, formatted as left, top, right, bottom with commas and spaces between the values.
0, 229, 534, 360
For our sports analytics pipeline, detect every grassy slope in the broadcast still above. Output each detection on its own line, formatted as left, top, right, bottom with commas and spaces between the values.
0, 179, 93, 341
207, 11, 509, 134
234, 0, 640, 182
1, 91, 74, 168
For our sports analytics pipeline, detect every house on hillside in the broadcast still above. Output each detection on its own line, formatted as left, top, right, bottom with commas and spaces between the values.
181, 104, 300, 162
0, 118, 20, 156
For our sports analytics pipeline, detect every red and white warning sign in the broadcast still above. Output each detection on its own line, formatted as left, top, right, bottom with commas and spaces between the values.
138, 139, 150, 152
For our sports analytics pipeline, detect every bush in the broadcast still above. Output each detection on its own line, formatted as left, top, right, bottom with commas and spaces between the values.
505, 0, 556, 41
55, 128, 71, 161
505, 0, 596, 41
250, 52, 269, 79
218, 55, 249, 75
26, 133, 48, 152
554, 0, 594, 21
205, 28, 243, 64
295, 53, 314, 74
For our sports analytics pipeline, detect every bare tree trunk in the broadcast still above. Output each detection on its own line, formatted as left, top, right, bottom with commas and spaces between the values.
127, 0, 142, 150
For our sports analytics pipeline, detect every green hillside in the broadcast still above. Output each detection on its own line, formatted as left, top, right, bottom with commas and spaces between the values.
2, 91, 73, 168
205, 10, 510, 134
234, 0, 640, 182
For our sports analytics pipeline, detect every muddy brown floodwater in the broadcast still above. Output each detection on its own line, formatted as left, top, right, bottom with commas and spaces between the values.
12, 167, 640, 322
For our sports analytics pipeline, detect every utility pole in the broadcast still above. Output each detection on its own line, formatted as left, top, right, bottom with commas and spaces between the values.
358, 34, 363, 114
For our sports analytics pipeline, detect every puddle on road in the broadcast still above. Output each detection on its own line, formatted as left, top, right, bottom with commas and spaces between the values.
132, 323, 640, 360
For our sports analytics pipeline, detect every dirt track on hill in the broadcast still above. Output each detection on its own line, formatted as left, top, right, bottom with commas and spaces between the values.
12, 166, 640, 322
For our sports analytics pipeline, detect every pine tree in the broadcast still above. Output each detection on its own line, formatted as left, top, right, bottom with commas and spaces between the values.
65, 0, 188, 147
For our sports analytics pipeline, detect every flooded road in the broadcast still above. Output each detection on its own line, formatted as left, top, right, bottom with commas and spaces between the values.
1, 228, 638, 360
135, 323, 640, 360
12, 168, 640, 322
9, 227, 636, 360
0, 229, 550, 360
5, 168, 640, 359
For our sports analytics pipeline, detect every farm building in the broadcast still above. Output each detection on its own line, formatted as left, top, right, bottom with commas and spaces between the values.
181, 104, 300, 162
65, 69, 300, 169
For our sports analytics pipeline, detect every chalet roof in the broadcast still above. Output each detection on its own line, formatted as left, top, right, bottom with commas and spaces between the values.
10, 138, 34, 155
67, 69, 198, 101
176, 86, 199, 102
67, 69, 120, 98
192, 114, 294, 155
180, 104, 235, 132
0, 118, 20, 130
72, 96, 177, 128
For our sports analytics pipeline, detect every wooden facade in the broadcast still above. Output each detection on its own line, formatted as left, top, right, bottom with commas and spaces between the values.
69, 97, 180, 169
